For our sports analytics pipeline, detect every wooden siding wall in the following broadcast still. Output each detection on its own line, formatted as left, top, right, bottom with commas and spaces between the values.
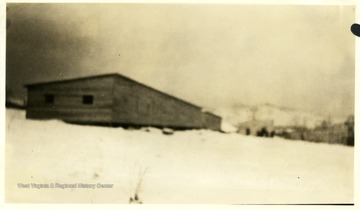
26, 77, 114, 123
202, 113, 221, 131
112, 77, 203, 128
297, 126, 349, 145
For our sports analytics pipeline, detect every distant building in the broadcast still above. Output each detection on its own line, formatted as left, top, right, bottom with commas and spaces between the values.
25, 73, 221, 131
279, 115, 354, 146
345, 115, 354, 146
237, 120, 275, 137
275, 126, 308, 140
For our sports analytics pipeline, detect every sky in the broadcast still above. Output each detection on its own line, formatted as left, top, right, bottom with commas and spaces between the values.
5, 3, 355, 119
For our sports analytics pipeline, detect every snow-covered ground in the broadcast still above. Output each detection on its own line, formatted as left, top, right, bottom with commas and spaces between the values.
5, 109, 353, 204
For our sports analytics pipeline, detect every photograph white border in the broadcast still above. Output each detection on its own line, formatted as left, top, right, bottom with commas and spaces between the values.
0, 0, 358, 209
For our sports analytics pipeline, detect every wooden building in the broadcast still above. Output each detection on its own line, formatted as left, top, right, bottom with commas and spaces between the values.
237, 120, 275, 137
301, 115, 354, 146
202, 111, 222, 131
275, 115, 354, 146
25, 73, 221, 131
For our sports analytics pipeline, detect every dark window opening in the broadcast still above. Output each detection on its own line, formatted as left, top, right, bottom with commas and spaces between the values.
83, 95, 94, 105
44, 94, 54, 104
246, 128, 251, 135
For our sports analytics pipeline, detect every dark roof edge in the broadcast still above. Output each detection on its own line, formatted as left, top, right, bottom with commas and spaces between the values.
203, 111, 222, 119
24, 73, 203, 110
23, 73, 118, 87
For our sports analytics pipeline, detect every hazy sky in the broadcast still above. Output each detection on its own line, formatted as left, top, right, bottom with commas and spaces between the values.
6, 4, 355, 119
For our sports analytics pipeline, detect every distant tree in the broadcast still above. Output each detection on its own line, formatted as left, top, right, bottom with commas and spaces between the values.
320, 120, 328, 129
326, 114, 332, 126
246, 128, 250, 135
270, 131, 275, 138
250, 106, 258, 121
345, 115, 354, 146
320, 115, 332, 130
257, 127, 269, 137
302, 117, 307, 128
292, 116, 299, 128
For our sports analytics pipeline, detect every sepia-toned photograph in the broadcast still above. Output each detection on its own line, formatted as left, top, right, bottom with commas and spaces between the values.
4, 2, 355, 204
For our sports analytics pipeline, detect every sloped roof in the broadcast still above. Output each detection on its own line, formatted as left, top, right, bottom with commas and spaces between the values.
24, 73, 119, 87
203, 111, 222, 119
25, 73, 202, 110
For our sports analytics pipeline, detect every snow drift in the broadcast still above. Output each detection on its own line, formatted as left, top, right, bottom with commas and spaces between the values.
5, 109, 353, 204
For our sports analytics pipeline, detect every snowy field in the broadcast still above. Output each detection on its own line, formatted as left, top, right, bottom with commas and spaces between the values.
5, 109, 354, 204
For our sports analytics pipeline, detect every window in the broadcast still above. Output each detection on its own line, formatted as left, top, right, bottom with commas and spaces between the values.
82, 95, 93, 105
44, 94, 54, 104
